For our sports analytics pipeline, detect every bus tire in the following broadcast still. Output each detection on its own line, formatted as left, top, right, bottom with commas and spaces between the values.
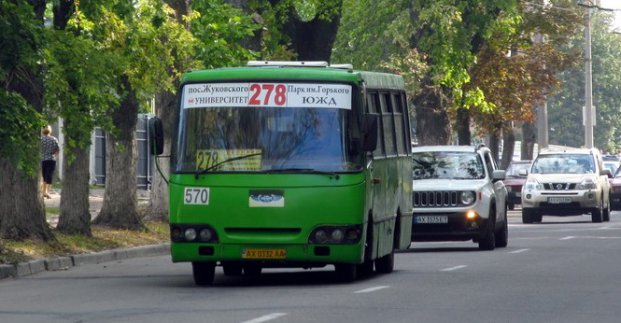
192, 261, 215, 286
335, 264, 357, 282
357, 219, 374, 276
375, 249, 394, 274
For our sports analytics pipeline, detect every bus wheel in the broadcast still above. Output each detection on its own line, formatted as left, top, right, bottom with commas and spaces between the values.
223, 263, 243, 276
335, 264, 357, 282
375, 250, 394, 274
192, 261, 215, 286
243, 264, 262, 277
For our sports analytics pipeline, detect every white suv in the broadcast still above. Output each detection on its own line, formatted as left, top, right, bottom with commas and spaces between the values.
411, 145, 508, 250
521, 148, 611, 223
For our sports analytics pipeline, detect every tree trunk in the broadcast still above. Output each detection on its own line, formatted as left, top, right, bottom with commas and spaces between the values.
521, 121, 536, 160
412, 87, 451, 145
57, 143, 92, 236
0, 0, 52, 241
489, 133, 500, 164
500, 127, 515, 169
283, 1, 343, 61
144, 91, 175, 221
0, 158, 53, 241
456, 108, 471, 145
93, 77, 143, 230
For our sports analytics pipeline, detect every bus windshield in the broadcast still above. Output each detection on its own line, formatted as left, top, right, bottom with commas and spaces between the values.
176, 105, 359, 173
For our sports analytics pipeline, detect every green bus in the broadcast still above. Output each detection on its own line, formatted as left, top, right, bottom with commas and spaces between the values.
149, 61, 413, 285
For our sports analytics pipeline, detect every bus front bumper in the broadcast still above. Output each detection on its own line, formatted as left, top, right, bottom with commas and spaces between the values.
170, 242, 363, 266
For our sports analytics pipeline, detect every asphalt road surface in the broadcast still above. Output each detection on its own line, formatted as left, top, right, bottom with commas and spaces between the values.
2, 208, 621, 323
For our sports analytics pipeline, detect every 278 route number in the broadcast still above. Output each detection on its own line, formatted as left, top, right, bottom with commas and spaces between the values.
184, 187, 210, 205
248, 83, 287, 106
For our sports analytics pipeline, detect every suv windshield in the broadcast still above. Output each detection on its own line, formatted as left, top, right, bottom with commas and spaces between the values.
531, 154, 595, 174
412, 151, 485, 180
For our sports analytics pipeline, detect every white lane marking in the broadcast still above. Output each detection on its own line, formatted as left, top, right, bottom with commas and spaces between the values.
560, 236, 575, 240
240, 313, 287, 323
509, 248, 530, 254
441, 265, 468, 272
354, 285, 390, 294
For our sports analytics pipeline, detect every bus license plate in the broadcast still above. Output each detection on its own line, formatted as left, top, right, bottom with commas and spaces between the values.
548, 197, 572, 204
415, 215, 448, 224
242, 248, 287, 259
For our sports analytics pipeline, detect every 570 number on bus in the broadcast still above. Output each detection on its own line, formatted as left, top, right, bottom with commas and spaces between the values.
184, 187, 210, 205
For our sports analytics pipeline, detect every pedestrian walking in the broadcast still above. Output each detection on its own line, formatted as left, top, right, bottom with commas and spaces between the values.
41, 125, 59, 199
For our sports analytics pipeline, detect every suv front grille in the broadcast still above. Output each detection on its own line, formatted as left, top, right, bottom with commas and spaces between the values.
543, 183, 576, 190
413, 191, 461, 207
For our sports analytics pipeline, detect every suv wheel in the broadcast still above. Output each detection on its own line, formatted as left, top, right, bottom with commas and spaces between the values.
592, 204, 603, 223
478, 212, 496, 250
603, 197, 611, 222
495, 206, 508, 248
522, 208, 535, 224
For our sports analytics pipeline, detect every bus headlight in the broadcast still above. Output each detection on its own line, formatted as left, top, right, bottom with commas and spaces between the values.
309, 225, 362, 244
184, 228, 197, 241
170, 224, 219, 243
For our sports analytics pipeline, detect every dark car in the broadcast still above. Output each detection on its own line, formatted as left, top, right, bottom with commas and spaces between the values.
611, 167, 621, 210
504, 160, 531, 210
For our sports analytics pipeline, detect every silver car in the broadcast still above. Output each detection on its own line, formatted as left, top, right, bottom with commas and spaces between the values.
521, 148, 611, 223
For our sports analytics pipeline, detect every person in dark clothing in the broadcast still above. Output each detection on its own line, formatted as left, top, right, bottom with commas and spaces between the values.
41, 125, 59, 199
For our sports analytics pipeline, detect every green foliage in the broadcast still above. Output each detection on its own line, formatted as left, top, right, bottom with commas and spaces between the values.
0, 91, 45, 177
0, 1, 46, 177
191, 1, 258, 67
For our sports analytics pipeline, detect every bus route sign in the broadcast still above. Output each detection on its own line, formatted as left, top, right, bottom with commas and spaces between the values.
183, 83, 352, 110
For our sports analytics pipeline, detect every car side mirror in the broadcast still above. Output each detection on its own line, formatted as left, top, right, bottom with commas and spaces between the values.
602, 169, 612, 178
492, 169, 506, 181
518, 169, 528, 176
362, 114, 379, 152
148, 117, 164, 156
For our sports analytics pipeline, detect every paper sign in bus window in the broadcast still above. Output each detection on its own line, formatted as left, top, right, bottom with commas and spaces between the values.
196, 149, 262, 171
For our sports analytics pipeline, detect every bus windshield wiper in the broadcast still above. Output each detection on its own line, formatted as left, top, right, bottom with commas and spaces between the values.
195, 152, 262, 179
266, 168, 340, 180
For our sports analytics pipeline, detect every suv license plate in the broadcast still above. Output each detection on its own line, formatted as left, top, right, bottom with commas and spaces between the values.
548, 197, 572, 204
415, 215, 448, 224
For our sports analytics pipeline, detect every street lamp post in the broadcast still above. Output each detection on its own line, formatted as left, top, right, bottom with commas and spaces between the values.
584, 3, 594, 148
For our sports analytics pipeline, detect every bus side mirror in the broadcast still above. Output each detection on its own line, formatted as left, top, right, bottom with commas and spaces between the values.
362, 114, 378, 152
149, 117, 164, 156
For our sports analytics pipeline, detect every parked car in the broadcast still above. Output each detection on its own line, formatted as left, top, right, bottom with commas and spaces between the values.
603, 160, 620, 178
504, 160, 531, 210
610, 167, 621, 210
521, 148, 611, 223
411, 145, 508, 250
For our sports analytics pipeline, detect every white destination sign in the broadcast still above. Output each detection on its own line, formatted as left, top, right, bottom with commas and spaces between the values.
183, 83, 352, 110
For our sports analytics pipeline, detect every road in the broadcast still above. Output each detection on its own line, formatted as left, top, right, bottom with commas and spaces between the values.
2, 209, 621, 323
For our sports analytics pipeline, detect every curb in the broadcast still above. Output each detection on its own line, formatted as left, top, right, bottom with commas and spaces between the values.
0, 243, 170, 281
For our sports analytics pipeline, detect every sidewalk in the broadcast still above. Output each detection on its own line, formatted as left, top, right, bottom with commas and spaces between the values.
0, 188, 168, 281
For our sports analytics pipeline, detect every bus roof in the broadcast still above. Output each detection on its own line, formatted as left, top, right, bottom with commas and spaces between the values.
181, 65, 405, 91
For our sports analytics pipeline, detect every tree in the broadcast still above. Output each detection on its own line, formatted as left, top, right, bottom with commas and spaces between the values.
87, 0, 181, 229
44, 0, 120, 235
0, 0, 53, 241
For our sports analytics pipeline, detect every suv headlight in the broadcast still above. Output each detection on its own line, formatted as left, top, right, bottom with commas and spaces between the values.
460, 191, 476, 205
524, 178, 543, 191
577, 179, 597, 190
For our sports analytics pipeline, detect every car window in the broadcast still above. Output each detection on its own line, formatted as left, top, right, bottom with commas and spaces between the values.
531, 154, 595, 174
413, 151, 485, 180
506, 162, 530, 177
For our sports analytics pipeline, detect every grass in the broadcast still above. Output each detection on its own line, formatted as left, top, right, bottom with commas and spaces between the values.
0, 221, 169, 265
